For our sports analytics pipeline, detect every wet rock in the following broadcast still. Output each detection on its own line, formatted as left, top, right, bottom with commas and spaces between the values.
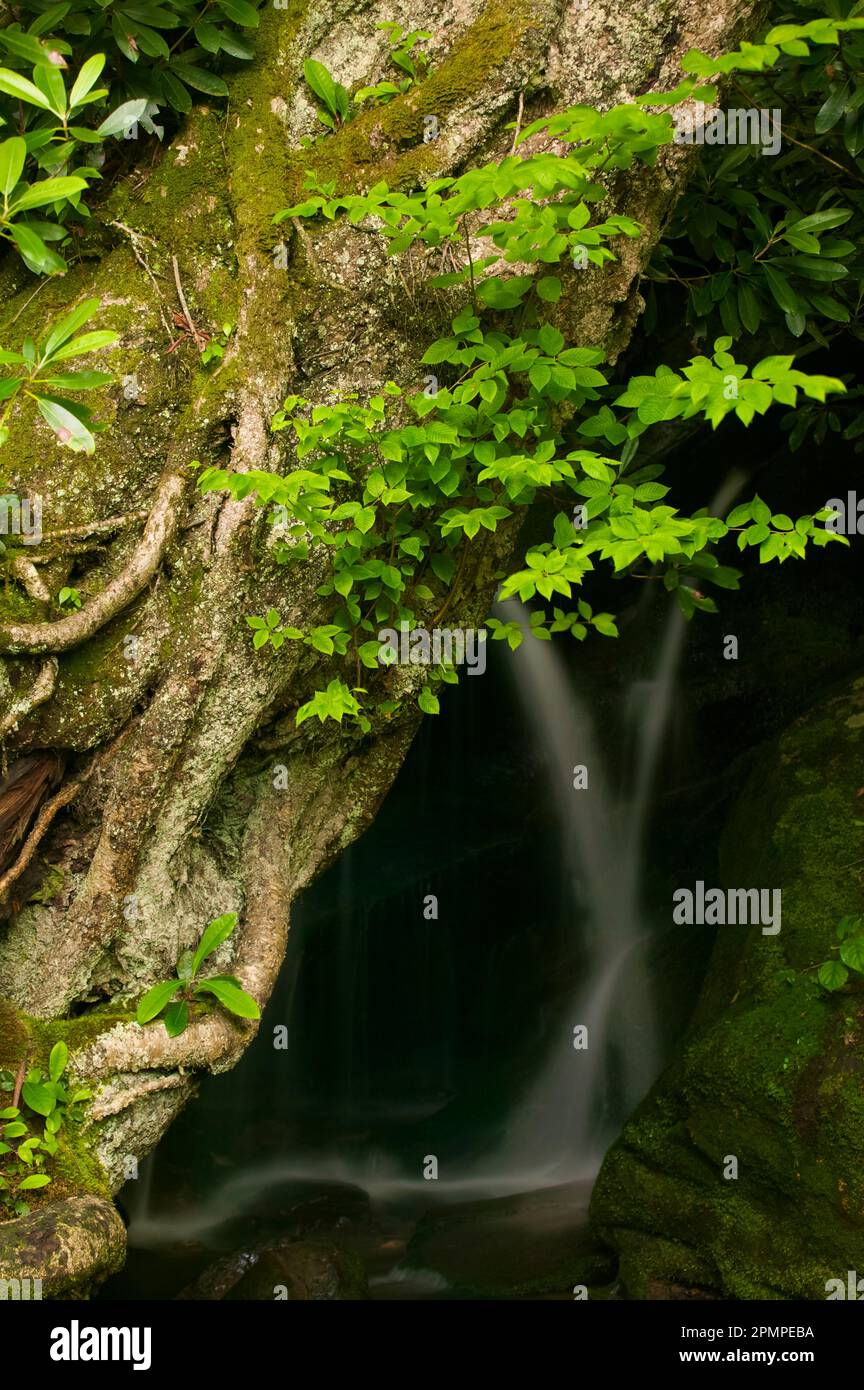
180, 1240, 368, 1300
403, 1182, 616, 1297
0, 1195, 126, 1297
592, 675, 864, 1299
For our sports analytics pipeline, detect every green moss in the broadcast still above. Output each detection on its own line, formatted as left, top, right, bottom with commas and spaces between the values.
0, 994, 30, 1067
591, 674, 864, 1298
274, 0, 544, 206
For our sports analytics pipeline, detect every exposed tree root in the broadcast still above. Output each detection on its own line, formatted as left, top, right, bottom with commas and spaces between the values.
0, 469, 187, 655
0, 658, 57, 738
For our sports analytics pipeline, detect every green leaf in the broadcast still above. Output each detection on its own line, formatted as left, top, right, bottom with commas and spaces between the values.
48, 1040, 67, 1083
48, 330, 118, 362
19, 1174, 51, 1190
0, 68, 52, 110
34, 396, 96, 452
69, 53, 106, 109
163, 1000, 189, 1037
191, 911, 238, 977
762, 264, 798, 314
536, 276, 562, 302
9, 176, 88, 213
169, 63, 228, 96
21, 1080, 55, 1116
815, 83, 852, 134
42, 297, 101, 358
0, 138, 26, 197
194, 20, 222, 52
136, 978, 180, 1024
96, 99, 149, 139
840, 935, 864, 974
217, 0, 260, 24
194, 976, 260, 1019
7, 226, 66, 279
818, 959, 849, 991
304, 58, 338, 115
418, 686, 440, 715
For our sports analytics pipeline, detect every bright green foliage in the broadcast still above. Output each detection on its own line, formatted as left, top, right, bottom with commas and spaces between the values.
354, 23, 430, 107
303, 58, 350, 131
648, 8, 864, 428
0, 1041, 91, 1217
136, 912, 261, 1037
296, 677, 365, 729
200, 319, 235, 366
0, 3, 260, 273
0, 52, 149, 275
0, 297, 117, 452
0, 0, 259, 116
199, 25, 854, 732
57, 586, 83, 608
817, 914, 864, 991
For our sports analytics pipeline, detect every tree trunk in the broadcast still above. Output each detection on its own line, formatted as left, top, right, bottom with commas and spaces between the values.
0, 0, 754, 1290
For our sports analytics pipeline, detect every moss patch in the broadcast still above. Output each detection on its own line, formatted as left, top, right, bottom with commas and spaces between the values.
591, 672, 864, 1299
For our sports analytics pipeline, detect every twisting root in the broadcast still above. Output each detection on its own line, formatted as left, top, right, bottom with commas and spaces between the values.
0, 774, 84, 903
10, 556, 50, 603
0, 657, 58, 738
0, 469, 186, 655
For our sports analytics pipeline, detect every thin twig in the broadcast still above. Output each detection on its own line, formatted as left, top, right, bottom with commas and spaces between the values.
510, 91, 525, 155
107, 220, 173, 338
1, 279, 52, 334
35, 510, 149, 543
171, 254, 207, 350
11, 1055, 27, 1109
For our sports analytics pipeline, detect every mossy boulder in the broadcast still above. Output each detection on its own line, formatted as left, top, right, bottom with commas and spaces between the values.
591, 673, 864, 1300
0, 1195, 125, 1298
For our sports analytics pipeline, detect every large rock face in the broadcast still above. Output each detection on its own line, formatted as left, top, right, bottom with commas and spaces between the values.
591, 675, 864, 1300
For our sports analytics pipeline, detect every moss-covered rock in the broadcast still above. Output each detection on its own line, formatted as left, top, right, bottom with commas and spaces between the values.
0, 1194, 125, 1298
591, 673, 864, 1299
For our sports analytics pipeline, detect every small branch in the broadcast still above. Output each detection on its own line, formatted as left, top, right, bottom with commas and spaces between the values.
0, 772, 84, 902
0, 657, 58, 738
171, 255, 207, 351
510, 90, 525, 154
11, 1054, 27, 1108
35, 510, 149, 543
106, 220, 174, 339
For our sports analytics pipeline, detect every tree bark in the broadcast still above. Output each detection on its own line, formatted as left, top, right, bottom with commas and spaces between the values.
0, 0, 756, 1288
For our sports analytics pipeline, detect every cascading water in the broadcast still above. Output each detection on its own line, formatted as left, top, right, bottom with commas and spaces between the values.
487, 598, 685, 1183
488, 469, 748, 1185
121, 472, 748, 1258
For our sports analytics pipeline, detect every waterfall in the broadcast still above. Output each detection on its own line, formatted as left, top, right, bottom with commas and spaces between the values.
482, 597, 684, 1185
485, 470, 747, 1186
